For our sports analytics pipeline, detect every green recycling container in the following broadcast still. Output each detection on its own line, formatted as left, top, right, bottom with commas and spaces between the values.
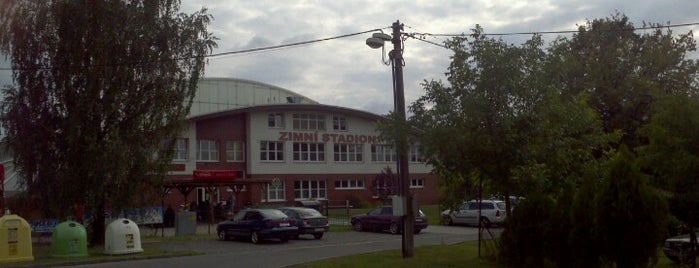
50, 221, 88, 257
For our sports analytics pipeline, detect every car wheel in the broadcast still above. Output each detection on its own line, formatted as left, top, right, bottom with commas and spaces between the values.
294, 234, 300, 240
389, 223, 400, 234
414, 229, 422, 234
313, 233, 324, 239
480, 217, 491, 228
250, 231, 260, 244
353, 221, 363, 232
218, 230, 228, 241
280, 236, 289, 243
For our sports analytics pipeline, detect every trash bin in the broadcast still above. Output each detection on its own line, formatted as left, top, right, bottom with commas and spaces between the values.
50, 221, 88, 257
0, 214, 34, 263
175, 211, 197, 236
104, 218, 143, 255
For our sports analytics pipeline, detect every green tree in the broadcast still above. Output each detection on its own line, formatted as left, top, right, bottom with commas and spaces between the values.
594, 146, 668, 268
0, 0, 216, 244
548, 13, 699, 149
638, 94, 699, 266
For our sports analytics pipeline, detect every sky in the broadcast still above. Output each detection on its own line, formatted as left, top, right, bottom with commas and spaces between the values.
1, 0, 698, 115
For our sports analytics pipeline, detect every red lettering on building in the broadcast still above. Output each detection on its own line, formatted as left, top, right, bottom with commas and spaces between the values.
193, 170, 238, 181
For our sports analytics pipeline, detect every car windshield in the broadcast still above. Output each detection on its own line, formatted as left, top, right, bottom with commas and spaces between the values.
496, 203, 506, 210
259, 209, 289, 219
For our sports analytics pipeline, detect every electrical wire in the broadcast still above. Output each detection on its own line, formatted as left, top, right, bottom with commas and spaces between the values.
0, 21, 697, 71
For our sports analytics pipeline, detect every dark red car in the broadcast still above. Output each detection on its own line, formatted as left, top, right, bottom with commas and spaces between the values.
350, 206, 428, 234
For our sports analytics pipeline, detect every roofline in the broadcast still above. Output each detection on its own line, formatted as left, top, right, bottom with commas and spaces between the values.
189, 103, 387, 122
199, 77, 319, 104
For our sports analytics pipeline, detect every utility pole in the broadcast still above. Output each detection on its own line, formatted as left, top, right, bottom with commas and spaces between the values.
391, 20, 414, 258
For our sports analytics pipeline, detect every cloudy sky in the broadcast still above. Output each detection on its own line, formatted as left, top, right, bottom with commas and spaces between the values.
1, 0, 698, 115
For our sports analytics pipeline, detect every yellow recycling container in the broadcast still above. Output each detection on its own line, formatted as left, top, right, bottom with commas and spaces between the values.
0, 214, 34, 263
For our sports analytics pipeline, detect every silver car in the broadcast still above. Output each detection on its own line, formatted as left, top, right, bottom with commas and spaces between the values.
441, 200, 506, 227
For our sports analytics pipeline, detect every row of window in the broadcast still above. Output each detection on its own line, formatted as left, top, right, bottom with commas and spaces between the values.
269, 113, 348, 131
173, 139, 244, 162
262, 178, 425, 202
260, 141, 423, 163
174, 139, 424, 163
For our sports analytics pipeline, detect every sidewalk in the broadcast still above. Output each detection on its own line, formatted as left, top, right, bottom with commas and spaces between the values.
141, 223, 220, 237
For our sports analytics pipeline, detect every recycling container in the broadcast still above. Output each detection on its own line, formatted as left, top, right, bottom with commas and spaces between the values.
50, 221, 88, 257
0, 214, 33, 263
104, 218, 143, 255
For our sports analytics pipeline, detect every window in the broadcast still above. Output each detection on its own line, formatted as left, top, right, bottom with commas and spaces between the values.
333, 115, 347, 131
197, 140, 219, 161
294, 179, 327, 200
333, 144, 363, 162
292, 113, 325, 130
173, 138, 188, 161
260, 141, 284, 161
293, 142, 325, 162
268, 113, 284, 128
225, 140, 245, 162
334, 179, 364, 190
410, 178, 425, 188
371, 145, 396, 162
409, 144, 423, 163
262, 181, 285, 201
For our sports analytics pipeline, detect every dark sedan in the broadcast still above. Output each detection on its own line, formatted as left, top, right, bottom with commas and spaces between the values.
350, 206, 428, 234
217, 208, 298, 244
278, 207, 330, 239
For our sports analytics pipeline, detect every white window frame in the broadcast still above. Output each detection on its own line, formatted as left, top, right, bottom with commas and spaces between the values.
197, 140, 219, 162
262, 181, 286, 202
226, 140, 245, 162
334, 179, 365, 190
268, 113, 284, 128
260, 141, 284, 161
409, 144, 423, 163
294, 179, 327, 200
333, 144, 363, 162
292, 113, 326, 130
410, 178, 425, 188
173, 138, 188, 161
371, 144, 396, 162
332, 115, 347, 131
293, 142, 325, 162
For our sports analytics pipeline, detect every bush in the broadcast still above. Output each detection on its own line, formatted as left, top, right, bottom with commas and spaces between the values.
499, 193, 555, 267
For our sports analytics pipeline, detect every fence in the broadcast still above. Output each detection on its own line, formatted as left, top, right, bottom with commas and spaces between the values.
322, 200, 353, 226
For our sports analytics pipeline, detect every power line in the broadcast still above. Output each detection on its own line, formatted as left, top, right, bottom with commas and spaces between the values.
0, 21, 697, 71
423, 21, 699, 37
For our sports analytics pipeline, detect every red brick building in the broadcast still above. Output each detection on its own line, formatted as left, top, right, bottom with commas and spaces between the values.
162, 78, 439, 212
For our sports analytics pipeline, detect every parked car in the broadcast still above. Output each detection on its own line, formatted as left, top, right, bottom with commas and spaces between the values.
278, 206, 330, 239
217, 208, 298, 244
663, 233, 699, 263
441, 199, 506, 227
350, 205, 428, 234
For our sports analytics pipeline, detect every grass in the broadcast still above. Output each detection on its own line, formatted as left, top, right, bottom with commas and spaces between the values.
1, 235, 205, 267
288, 239, 683, 268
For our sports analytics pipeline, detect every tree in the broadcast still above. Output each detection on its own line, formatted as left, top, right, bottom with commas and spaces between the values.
372, 167, 398, 202
594, 146, 668, 268
548, 13, 699, 149
638, 94, 699, 267
0, 0, 216, 244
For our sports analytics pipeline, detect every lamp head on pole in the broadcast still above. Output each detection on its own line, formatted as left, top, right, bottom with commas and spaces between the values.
365, 32, 391, 49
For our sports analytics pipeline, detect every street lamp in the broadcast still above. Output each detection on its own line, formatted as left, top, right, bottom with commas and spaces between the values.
366, 20, 415, 258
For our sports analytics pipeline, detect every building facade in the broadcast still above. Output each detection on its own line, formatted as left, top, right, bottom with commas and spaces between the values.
162, 78, 439, 212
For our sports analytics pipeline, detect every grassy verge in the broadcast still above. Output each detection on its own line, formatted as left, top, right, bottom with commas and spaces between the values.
1, 235, 206, 267
288, 239, 681, 268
